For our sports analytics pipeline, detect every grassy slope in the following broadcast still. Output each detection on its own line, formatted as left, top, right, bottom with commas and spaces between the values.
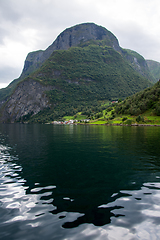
88, 112, 160, 125
85, 81, 160, 125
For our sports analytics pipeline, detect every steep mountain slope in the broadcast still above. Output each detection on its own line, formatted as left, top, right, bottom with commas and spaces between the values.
146, 60, 160, 82
122, 49, 155, 83
0, 23, 154, 123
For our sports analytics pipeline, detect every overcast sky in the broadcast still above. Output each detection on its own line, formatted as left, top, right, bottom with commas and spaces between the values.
0, 0, 160, 89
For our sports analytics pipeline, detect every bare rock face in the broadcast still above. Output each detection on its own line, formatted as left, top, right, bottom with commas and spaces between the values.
1, 79, 53, 123
20, 23, 121, 79
46, 22, 121, 52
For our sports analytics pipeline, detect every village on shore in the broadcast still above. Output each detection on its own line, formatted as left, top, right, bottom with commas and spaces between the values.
52, 119, 90, 125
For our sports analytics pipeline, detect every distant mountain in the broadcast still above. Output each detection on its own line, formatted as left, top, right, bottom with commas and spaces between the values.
146, 60, 160, 82
122, 49, 156, 83
0, 23, 154, 123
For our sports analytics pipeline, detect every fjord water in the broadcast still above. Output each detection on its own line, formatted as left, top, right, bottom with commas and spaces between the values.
0, 124, 160, 240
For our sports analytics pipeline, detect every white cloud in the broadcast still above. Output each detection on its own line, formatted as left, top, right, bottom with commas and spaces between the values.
1, 0, 160, 88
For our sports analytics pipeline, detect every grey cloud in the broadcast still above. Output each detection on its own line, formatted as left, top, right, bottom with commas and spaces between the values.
0, 66, 21, 83
0, 0, 21, 23
0, 0, 84, 48
0, 0, 79, 29
0, 27, 8, 45
112, 22, 160, 61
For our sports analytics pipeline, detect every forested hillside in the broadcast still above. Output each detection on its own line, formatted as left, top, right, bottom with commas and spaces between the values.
114, 80, 160, 116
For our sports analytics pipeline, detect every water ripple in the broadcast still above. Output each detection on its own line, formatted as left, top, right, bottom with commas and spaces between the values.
0, 144, 55, 227
0, 143, 83, 240
96, 182, 160, 239
1, 125, 160, 240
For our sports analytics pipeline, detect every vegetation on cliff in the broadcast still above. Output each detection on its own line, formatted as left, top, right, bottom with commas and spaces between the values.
146, 60, 160, 82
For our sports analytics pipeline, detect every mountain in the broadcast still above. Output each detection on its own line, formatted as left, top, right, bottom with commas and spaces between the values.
146, 60, 160, 82
0, 23, 154, 123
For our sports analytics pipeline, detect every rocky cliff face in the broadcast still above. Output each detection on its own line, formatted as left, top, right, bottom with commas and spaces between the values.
122, 49, 154, 82
1, 79, 53, 123
20, 23, 121, 79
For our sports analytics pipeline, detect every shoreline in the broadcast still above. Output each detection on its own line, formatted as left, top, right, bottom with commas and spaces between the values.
79, 123, 160, 127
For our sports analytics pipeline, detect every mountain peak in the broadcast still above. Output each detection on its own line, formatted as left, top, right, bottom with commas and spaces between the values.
50, 22, 120, 51
20, 23, 121, 79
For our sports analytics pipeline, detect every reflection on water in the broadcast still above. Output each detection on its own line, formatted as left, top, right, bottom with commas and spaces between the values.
98, 182, 160, 239
0, 124, 160, 239
0, 143, 83, 240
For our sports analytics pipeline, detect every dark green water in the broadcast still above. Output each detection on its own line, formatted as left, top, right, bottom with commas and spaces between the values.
0, 124, 160, 239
